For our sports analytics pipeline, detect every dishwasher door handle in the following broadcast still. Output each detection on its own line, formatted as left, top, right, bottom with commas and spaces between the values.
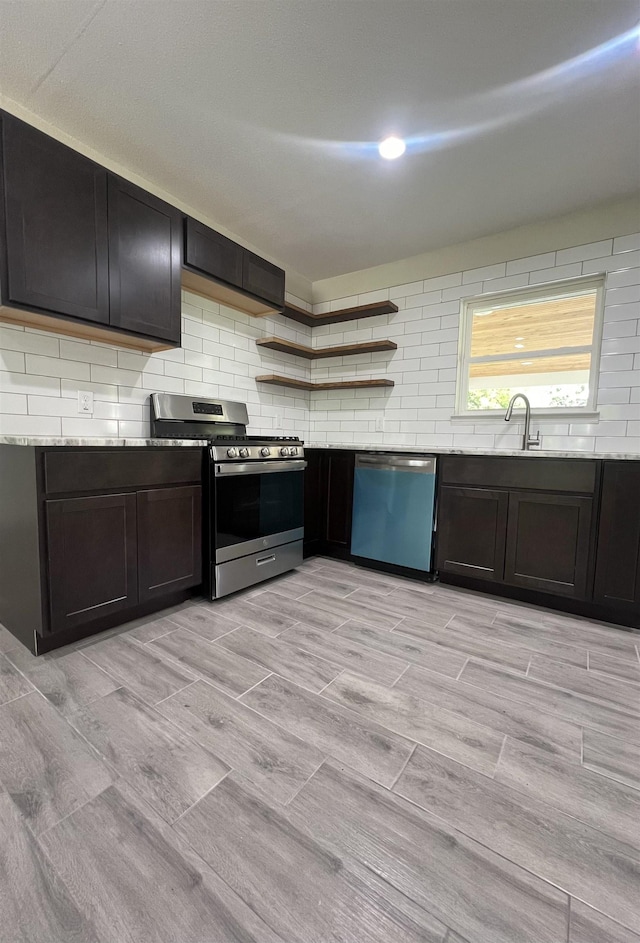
355, 454, 436, 474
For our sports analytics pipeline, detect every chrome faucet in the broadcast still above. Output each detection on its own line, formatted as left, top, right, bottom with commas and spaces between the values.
505, 393, 540, 450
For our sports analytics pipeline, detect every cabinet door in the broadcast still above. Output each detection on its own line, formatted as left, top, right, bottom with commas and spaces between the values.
504, 491, 593, 598
184, 217, 243, 288
46, 494, 138, 633
436, 486, 508, 581
137, 486, 202, 601
326, 451, 355, 549
108, 175, 182, 344
242, 251, 285, 309
2, 114, 109, 323
594, 462, 640, 610
303, 450, 328, 555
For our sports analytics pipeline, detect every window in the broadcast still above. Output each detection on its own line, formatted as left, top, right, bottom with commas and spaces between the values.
456, 277, 605, 414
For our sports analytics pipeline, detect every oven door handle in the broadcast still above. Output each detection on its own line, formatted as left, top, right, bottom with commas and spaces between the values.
214, 459, 307, 477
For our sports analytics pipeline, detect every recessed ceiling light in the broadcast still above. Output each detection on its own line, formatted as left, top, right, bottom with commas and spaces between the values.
521, 361, 533, 365
378, 136, 406, 160
515, 336, 524, 340
514, 343, 525, 349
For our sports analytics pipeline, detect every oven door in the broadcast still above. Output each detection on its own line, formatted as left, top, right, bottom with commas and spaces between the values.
213, 459, 306, 563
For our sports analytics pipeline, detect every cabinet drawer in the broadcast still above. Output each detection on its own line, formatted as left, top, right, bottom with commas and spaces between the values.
43, 448, 203, 494
439, 455, 597, 494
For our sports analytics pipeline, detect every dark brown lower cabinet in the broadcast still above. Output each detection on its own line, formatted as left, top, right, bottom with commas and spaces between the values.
504, 491, 593, 598
593, 461, 640, 611
303, 449, 355, 556
435, 456, 598, 603
437, 486, 508, 582
46, 493, 138, 633
137, 486, 202, 601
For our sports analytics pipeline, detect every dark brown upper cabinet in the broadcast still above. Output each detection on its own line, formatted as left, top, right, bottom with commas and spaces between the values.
0, 113, 181, 350
182, 215, 285, 316
107, 175, 182, 345
242, 250, 285, 309
1, 113, 109, 325
593, 461, 640, 611
184, 217, 243, 289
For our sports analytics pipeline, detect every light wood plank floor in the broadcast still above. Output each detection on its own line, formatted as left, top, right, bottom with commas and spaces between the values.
1, 557, 639, 943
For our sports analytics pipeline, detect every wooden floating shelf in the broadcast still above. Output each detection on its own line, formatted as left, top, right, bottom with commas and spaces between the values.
256, 336, 397, 360
256, 375, 394, 392
281, 300, 398, 327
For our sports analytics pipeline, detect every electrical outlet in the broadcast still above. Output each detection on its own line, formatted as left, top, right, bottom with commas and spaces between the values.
77, 390, 94, 414
273, 408, 283, 431
374, 414, 385, 432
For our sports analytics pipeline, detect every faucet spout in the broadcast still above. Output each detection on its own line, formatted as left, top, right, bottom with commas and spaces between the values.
505, 393, 539, 451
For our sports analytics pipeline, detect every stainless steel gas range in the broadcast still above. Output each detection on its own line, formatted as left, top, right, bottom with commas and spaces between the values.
150, 393, 306, 599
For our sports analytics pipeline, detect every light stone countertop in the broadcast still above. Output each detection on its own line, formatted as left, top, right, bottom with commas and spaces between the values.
0, 436, 209, 447
306, 442, 640, 461
0, 435, 638, 460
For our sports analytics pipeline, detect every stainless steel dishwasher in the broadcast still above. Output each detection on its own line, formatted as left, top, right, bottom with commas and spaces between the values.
350, 453, 437, 572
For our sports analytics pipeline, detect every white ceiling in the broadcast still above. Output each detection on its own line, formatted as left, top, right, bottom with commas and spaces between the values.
0, 1, 638, 282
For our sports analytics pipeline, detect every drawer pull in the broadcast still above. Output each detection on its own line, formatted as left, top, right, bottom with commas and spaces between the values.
257, 554, 276, 566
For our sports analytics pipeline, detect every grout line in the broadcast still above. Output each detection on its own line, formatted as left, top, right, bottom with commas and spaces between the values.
0, 689, 35, 708
153, 679, 199, 707
234, 671, 274, 701
390, 663, 411, 688
580, 727, 584, 766
387, 742, 417, 791
566, 896, 571, 943
171, 770, 231, 825
454, 658, 469, 681
283, 758, 328, 806
586, 650, 591, 672
491, 734, 508, 780
316, 668, 345, 696
35, 783, 112, 840
525, 657, 532, 677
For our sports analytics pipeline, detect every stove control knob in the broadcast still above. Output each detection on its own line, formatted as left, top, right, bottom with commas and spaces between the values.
289, 446, 298, 456
260, 447, 271, 457
280, 446, 290, 457
227, 447, 238, 458
239, 447, 250, 458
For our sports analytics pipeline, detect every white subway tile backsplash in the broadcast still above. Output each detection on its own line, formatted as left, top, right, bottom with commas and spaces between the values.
422, 272, 463, 292
506, 252, 556, 275
556, 240, 612, 265
2, 243, 639, 454
605, 285, 640, 306
0, 350, 25, 372
602, 319, 638, 339
0, 413, 62, 436
613, 233, 640, 254
0, 327, 60, 357
59, 339, 118, 367
0, 392, 27, 414
528, 263, 583, 284
61, 417, 119, 437
583, 249, 640, 275
462, 263, 506, 284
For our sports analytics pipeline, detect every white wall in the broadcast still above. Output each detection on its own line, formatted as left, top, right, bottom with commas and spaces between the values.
308, 233, 640, 454
0, 290, 312, 440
